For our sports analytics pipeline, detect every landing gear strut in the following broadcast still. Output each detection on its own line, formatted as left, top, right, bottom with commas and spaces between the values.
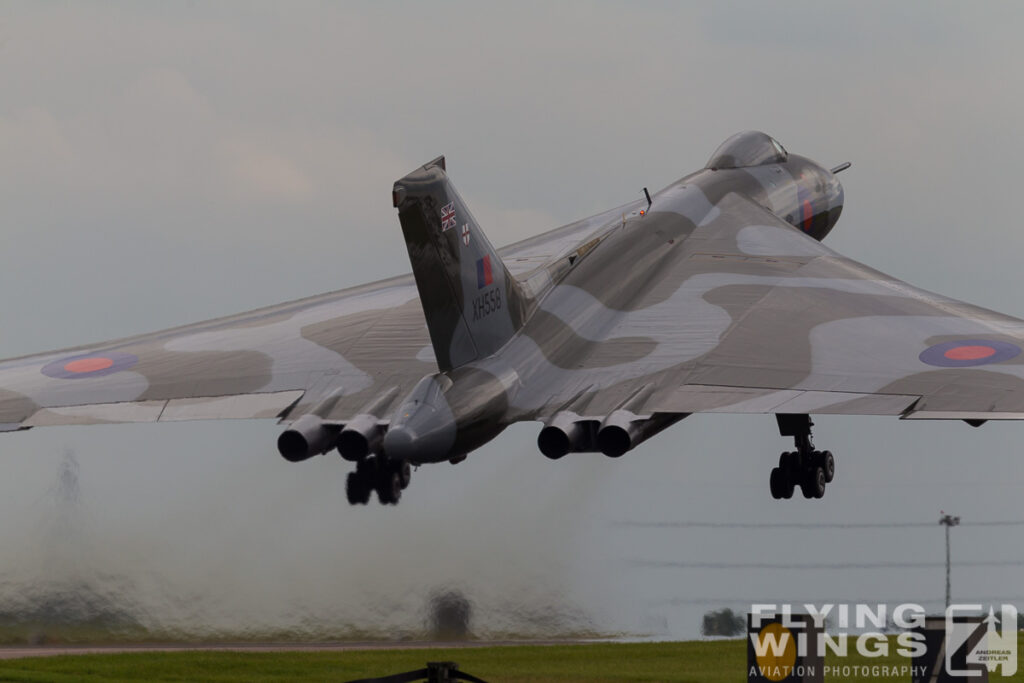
769, 415, 835, 500
346, 455, 411, 506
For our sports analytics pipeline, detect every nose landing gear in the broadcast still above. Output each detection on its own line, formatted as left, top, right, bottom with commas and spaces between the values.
769, 415, 835, 500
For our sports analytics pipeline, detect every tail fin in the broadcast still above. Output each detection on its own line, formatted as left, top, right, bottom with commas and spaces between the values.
393, 156, 528, 371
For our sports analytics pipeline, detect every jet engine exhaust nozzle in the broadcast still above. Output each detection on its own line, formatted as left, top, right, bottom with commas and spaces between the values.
537, 425, 573, 459
537, 412, 598, 459
597, 411, 688, 457
277, 414, 338, 462
337, 413, 385, 462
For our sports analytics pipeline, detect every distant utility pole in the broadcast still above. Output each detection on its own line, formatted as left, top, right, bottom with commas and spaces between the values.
939, 512, 961, 609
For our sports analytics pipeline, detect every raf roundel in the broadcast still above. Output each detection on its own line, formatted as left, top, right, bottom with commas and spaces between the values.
919, 339, 1022, 368
41, 351, 139, 380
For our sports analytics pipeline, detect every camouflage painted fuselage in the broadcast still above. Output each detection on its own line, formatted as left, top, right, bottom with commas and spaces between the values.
384, 133, 845, 462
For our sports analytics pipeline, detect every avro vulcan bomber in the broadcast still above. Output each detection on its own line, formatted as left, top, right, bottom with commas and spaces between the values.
3, 132, 1018, 505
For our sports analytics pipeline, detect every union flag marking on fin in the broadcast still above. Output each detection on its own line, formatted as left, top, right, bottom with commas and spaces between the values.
440, 202, 456, 231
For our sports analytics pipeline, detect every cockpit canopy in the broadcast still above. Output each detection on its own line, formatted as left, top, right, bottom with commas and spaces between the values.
706, 131, 788, 169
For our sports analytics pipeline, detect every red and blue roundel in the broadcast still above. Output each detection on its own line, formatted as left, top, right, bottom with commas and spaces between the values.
41, 352, 138, 379
919, 340, 1021, 368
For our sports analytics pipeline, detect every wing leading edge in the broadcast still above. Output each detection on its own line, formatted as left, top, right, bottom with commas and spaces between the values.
0, 192, 643, 432
532, 192, 1024, 421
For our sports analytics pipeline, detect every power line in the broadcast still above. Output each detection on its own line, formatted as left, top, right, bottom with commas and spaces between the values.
633, 559, 1024, 570
614, 520, 1024, 529
655, 596, 1024, 607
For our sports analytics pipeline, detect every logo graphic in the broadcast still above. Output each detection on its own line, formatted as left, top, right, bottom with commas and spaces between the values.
948, 604, 1017, 677
752, 622, 797, 682
440, 202, 456, 231
476, 255, 493, 289
920, 339, 1021, 367
41, 351, 139, 379
746, 602, 1018, 680
462, 223, 471, 246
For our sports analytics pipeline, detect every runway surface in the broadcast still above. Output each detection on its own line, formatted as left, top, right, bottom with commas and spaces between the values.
0, 639, 591, 660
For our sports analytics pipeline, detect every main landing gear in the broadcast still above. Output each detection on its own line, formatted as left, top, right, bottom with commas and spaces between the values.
769, 414, 835, 500
346, 455, 411, 506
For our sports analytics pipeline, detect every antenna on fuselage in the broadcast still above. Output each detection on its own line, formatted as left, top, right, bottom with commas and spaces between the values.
643, 187, 652, 212
830, 162, 851, 174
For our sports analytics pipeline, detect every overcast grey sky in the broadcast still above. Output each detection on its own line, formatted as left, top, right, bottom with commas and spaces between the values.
1, 2, 1023, 640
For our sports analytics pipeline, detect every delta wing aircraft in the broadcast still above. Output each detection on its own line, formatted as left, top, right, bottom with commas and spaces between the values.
3, 132, 1021, 505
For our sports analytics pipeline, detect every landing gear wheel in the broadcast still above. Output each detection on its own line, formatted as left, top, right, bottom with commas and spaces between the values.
356, 456, 376, 479
775, 416, 834, 500
800, 466, 826, 499
376, 470, 402, 505
344, 455, 412, 507
813, 468, 826, 499
346, 471, 371, 505
779, 451, 795, 471
397, 461, 411, 489
770, 467, 784, 499
775, 453, 797, 499
819, 450, 835, 483
780, 469, 795, 499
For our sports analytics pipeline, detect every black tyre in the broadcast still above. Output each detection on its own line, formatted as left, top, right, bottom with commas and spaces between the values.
356, 456, 377, 478
376, 471, 402, 505
396, 460, 412, 489
769, 467, 783, 499
346, 472, 370, 505
802, 465, 826, 499
821, 451, 835, 483
814, 466, 826, 498
799, 469, 815, 499
781, 451, 801, 473
780, 470, 796, 499
388, 472, 403, 503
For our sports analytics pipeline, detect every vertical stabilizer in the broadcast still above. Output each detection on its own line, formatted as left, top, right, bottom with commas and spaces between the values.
392, 157, 527, 371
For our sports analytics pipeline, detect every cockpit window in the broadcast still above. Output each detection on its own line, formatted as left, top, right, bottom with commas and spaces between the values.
706, 131, 788, 169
